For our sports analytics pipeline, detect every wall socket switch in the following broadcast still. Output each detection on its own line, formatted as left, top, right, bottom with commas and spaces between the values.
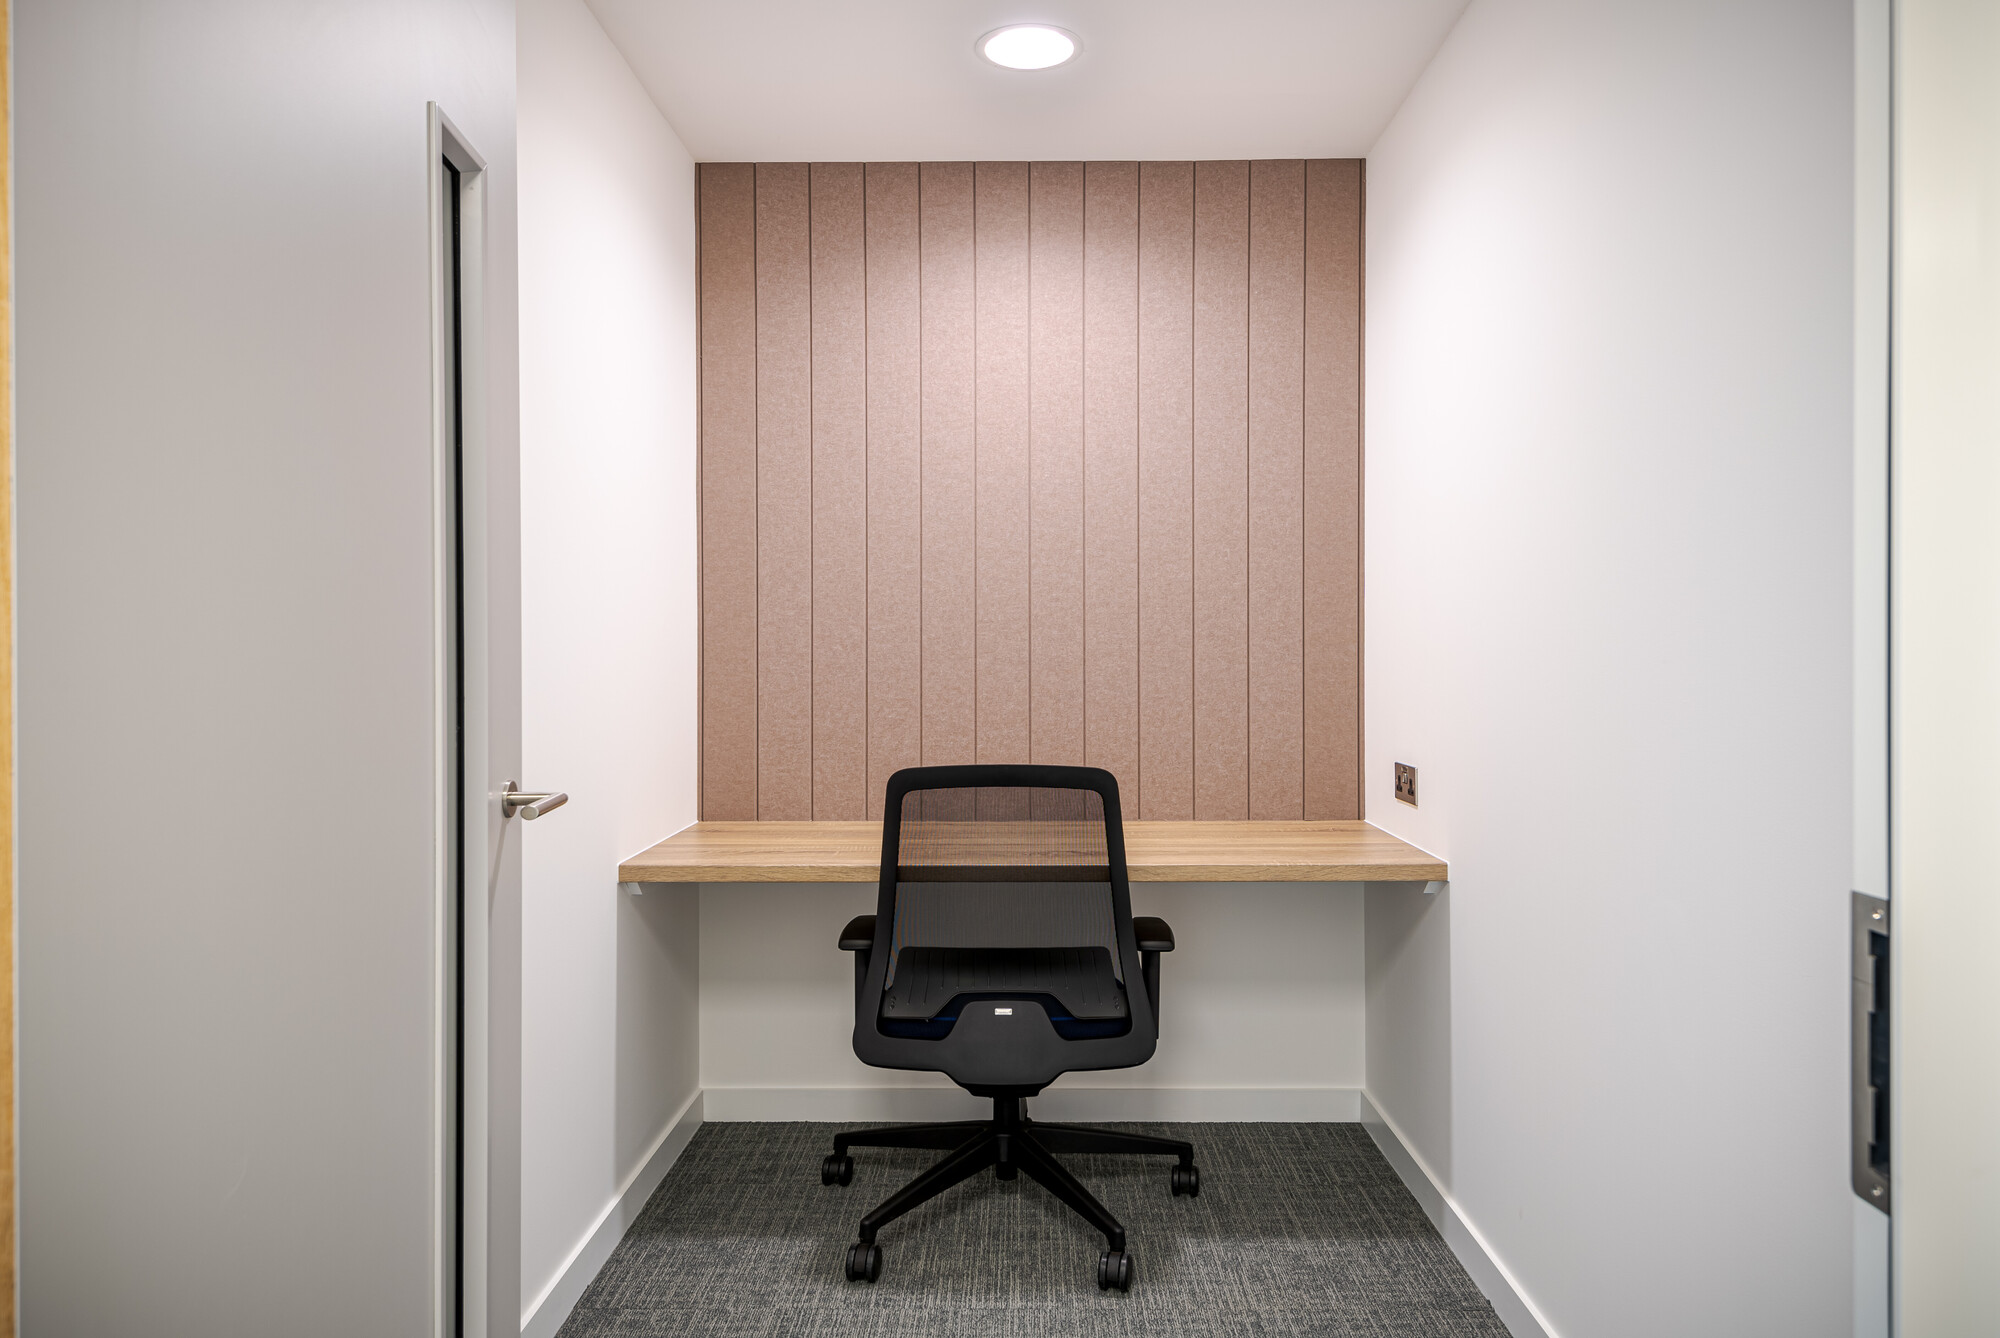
1394, 763, 1418, 806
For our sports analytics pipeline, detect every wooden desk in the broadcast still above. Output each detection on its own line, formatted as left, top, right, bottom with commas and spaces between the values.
619, 820, 1446, 884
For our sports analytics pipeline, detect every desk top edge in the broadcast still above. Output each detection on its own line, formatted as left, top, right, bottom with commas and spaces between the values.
618, 820, 1446, 884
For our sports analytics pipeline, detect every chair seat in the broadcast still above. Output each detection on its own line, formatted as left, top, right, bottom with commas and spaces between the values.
883, 945, 1128, 1021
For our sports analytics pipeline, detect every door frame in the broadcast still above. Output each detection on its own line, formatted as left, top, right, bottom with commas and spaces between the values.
0, 2, 16, 1333
430, 102, 490, 1338
1889, 0, 2000, 1327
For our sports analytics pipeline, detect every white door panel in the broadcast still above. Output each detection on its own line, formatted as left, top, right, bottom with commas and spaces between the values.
16, 4, 519, 1334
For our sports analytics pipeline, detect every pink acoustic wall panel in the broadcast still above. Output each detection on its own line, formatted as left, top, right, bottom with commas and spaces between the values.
920, 163, 977, 766
698, 160, 1360, 820
753, 164, 813, 819
1136, 162, 1197, 820
864, 164, 923, 817
698, 164, 758, 820
1083, 163, 1141, 789
1248, 160, 1307, 819
810, 163, 867, 819
1030, 162, 1086, 766
1192, 161, 1250, 820
974, 162, 1032, 765
1304, 159, 1365, 819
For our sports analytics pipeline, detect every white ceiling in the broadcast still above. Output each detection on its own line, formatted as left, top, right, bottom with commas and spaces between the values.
583, 0, 1473, 162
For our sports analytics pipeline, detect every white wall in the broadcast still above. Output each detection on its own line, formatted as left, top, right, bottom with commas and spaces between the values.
1365, 884, 1454, 1182
1363, 1, 1854, 1334
701, 883, 1366, 1118
1891, 0, 2000, 1329
517, 0, 702, 1326
16, 1, 519, 1333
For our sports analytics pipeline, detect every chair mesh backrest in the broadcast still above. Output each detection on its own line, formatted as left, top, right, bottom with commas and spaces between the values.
886, 785, 1119, 988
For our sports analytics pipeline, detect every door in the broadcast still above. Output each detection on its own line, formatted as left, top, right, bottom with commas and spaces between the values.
14, 8, 520, 1334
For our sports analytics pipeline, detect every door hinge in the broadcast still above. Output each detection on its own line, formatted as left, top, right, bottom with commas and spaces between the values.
1853, 891, 1890, 1213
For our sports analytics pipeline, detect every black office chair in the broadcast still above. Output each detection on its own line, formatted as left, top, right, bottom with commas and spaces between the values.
823, 764, 1198, 1292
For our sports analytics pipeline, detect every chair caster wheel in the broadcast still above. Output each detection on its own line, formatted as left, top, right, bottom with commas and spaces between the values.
1097, 1249, 1134, 1291
1171, 1163, 1201, 1197
845, 1241, 882, 1283
822, 1154, 854, 1187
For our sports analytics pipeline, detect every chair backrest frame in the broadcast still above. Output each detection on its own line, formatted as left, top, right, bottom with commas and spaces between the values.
851, 763, 1158, 1091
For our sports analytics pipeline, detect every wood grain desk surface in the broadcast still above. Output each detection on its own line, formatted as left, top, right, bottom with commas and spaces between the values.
619, 820, 1446, 884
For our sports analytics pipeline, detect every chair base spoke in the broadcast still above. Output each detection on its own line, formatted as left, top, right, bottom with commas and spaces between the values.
830, 1097, 1200, 1281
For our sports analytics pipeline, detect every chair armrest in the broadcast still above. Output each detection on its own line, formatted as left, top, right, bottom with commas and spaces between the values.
838, 915, 877, 952
1133, 916, 1174, 953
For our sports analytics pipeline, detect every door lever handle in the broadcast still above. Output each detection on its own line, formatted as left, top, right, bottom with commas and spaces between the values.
502, 781, 568, 820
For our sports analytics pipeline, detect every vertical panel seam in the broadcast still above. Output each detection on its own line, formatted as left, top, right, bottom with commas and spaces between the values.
1135, 167, 1147, 808
1133, 164, 1143, 811
1080, 166, 1096, 768
917, 165, 926, 770
861, 166, 870, 817
753, 166, 761, 820
1355, 160, 1367, 820
972, 163, 980, 760
916, 166, 924, 768
696, 166, 706, 818
808, 166, 816, 818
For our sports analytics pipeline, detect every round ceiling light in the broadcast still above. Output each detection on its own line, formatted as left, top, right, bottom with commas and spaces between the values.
978, 25, 1078, 70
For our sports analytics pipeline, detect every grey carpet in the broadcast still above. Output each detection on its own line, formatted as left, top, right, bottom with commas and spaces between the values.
557, 1121, 1510, 1337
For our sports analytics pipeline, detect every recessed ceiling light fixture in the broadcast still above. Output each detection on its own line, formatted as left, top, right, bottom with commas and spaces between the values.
978, 24, 1078, 70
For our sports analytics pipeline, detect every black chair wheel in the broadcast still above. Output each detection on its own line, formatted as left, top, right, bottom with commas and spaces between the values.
822, 1153, 854, 1187
1170, 1163, 1201, 1197
1097, 1249, 1134, 1291
845, 1241, 882, 1283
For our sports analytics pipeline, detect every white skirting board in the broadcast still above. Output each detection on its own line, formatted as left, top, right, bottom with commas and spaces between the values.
521, 1089, 705, 1338
1359, 1092, 1557, 1338
701, 1085, 1363, 1123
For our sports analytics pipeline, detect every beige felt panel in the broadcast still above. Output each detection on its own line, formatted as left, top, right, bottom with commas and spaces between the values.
1304, 159, 1365, 819
1136, 162, 1197, 820
864, 164, 923, 818
974, 162, 1032, 765
1030, 162, 1086, 765
810, 163, 867, 819
754, 163, 813, 819
698, 164, 758, 820
1248, 160, 1306, 820
920, 162, 977, 766
1192, 160, 1250, 820
1083, 162, 1141, 791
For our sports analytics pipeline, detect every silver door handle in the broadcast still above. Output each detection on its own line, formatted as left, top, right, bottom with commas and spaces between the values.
502, 781, 568, 819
